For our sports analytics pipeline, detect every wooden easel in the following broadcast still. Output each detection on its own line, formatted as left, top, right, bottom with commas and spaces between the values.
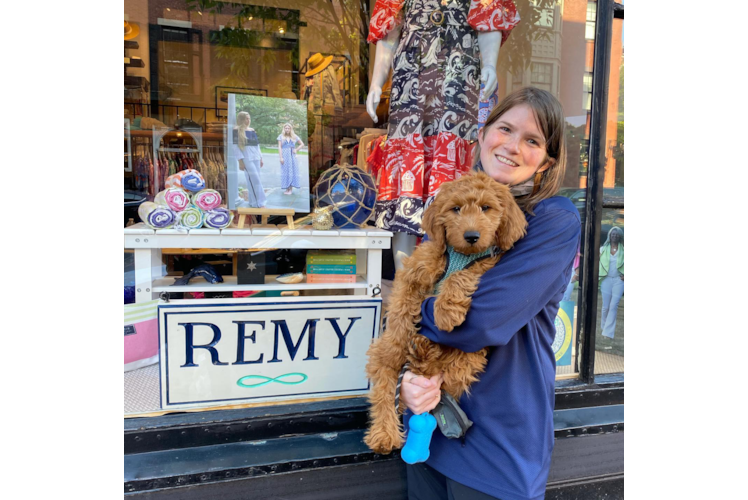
236, 208, 296, 229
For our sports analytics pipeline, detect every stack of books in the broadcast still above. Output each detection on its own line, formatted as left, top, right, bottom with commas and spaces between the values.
306, 250, 357, 283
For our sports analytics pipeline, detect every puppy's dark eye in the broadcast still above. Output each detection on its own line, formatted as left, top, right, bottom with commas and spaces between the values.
481, 206, 490, 212
452, 206, 461, 213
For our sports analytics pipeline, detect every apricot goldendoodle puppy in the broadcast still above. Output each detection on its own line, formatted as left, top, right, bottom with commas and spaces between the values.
364, 172, 528, 454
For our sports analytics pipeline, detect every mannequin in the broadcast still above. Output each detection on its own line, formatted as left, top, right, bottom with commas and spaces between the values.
366, 0, 519, 269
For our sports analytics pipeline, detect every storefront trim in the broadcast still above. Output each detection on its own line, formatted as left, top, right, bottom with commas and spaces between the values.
615, 4, 748, 21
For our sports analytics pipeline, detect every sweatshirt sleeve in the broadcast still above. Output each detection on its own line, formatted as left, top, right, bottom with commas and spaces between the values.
418, 206, 581, 352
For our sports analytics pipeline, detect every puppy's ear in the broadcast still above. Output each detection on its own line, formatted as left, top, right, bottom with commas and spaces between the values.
494, 183, 528, 251
421, 182, 452, 249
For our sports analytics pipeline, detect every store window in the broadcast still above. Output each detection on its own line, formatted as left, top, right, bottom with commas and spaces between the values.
583, 72, 593, 111
531, 62, 553, 92
586, 1, 596, 39
124, 0, 605, 415
595, 14, 623, 375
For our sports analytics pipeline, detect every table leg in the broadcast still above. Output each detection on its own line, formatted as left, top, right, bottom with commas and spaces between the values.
366, 249, 382, 298
134, 248, 154, 303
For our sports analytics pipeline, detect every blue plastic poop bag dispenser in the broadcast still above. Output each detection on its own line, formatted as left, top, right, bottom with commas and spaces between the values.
400, 413, 437, 464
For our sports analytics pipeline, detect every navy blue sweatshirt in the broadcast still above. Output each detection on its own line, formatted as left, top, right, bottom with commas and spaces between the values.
409, 196, 581, 500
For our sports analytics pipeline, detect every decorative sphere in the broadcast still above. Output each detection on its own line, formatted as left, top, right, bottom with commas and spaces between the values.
311, 207, 334, 230
313, 163, 377, 228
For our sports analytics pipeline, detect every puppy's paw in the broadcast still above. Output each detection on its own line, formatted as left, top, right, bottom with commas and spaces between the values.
433, 296, 468, 332
364, 427, 404, 454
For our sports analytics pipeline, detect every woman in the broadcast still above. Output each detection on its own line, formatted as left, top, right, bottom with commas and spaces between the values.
277, 123, 304, 195
232, 111, 266, 208
399, 87, 581, 500
599, 226, 624, 339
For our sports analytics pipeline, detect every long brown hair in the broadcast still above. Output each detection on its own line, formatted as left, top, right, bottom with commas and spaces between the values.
474, 87, 567, 214
236, 111, 250, 149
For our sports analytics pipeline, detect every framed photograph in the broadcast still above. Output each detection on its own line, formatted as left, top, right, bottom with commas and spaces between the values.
124, 118, 132, 172
215, 86, 267, 116
226, 93, 310, 213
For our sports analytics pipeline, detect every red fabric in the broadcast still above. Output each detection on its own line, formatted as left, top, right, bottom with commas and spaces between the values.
467, 0, 520, 45
367, 0, 404, 43
376, 133, 474, 202
366, 135, 387, 178
367, 0, 519, 45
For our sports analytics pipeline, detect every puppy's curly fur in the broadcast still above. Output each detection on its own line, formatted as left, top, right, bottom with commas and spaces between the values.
364, 172, 528, 454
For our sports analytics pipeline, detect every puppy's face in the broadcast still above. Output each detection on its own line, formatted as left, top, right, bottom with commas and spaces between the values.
422, 173, 528, 254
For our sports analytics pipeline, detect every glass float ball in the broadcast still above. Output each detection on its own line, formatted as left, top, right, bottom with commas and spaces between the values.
313, 163, 377, 228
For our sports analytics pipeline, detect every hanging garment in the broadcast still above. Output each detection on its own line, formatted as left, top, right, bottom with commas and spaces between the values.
357, 130, 387, 171
308, 66, 344, 173
368, 0, 519, 235
366, 135, 388, 180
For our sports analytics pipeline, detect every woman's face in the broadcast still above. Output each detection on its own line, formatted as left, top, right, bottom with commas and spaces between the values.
610, 230, 621, 243
284, 125, 291, 134
478, 104, 552, 186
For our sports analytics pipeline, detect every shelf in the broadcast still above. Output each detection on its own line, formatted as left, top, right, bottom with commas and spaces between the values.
125, 58, 145, 68
125, 76, 149, 90
124, 225, 392, 250
153, 275, 369, 292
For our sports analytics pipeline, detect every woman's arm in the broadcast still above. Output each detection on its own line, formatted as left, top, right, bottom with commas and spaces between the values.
418, 207, 581, 352
295, 136, 304, 153
278, 141, 284, 164
230, 143, 245, 170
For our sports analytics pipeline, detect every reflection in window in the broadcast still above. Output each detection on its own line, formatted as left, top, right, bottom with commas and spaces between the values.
586, 2, 596, 40
531, 63, 553, 92
596, 221, 624, 365
583, 72, 592, 111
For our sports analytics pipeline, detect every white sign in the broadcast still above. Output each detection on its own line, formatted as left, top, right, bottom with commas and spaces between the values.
158, 296, 382, 410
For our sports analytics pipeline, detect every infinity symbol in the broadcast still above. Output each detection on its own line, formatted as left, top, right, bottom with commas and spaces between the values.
237, 373, 308, 388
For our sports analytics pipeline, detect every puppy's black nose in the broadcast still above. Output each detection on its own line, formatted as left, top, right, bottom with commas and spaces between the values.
464, 231, 480, 245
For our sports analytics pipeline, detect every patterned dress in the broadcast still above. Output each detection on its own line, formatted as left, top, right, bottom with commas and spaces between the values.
368, 0, 519, 235
277, 135, 302, 190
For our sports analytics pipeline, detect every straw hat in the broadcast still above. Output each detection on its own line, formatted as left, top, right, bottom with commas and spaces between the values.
305, 53, 333, 77
124, 21, 140, 40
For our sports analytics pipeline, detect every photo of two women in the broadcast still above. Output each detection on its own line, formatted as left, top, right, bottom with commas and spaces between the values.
226, 93, 311, 212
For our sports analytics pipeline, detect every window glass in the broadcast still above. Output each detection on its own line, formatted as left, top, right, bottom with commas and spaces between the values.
124, 0, 605, 415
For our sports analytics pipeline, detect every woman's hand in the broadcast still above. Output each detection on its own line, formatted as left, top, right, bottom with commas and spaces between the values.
238, 160, 246, 171
400, 371, 443, 415
260, 158, 264, 168
620, 274, 624, 281
280, 157, 284, 164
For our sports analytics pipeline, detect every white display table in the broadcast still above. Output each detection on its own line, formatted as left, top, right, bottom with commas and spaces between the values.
124, 223, 393, 303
